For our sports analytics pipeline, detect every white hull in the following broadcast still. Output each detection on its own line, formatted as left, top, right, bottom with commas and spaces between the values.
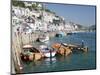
43, 51, 56, 57
39, 39, 49, 42
39, 36, 49, 42
39, 45, 56, 58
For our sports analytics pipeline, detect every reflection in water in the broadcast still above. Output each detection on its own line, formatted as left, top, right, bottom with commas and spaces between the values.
22, 51, 96, 73
43, 57, 57, 68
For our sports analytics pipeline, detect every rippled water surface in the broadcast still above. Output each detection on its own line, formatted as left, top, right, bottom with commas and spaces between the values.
22, 32, 96, 74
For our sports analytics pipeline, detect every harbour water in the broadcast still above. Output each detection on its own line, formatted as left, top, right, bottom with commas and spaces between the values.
22, 32, 96, 74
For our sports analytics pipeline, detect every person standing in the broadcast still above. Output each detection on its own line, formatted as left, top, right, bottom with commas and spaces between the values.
81, 40, 84, 47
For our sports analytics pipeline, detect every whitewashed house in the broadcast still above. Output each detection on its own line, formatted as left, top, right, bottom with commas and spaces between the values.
65, 23, 75, 32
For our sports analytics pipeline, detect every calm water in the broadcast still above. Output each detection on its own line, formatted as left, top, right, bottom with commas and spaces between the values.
22, 32, 96, 74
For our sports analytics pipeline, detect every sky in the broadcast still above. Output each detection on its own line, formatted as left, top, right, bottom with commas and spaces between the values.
46, 3, 96, 26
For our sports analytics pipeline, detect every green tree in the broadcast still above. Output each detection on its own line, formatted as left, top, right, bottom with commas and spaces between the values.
12, 0, 25, 8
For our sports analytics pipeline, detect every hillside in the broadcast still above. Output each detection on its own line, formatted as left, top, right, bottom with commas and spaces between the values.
12, 1, 92, 33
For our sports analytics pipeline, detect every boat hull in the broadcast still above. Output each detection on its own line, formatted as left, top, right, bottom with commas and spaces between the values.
39, 36, 49, 42
39, 39, 49, 42
43, 51, 56, 58
39, 37, 49, 42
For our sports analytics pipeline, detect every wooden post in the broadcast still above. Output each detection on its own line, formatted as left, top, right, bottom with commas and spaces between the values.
84, 46, 88, 52
50, 49, 52, 58
64, 48, 66, 56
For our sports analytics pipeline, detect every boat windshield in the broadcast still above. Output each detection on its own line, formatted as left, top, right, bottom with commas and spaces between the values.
44, 48, 49, 50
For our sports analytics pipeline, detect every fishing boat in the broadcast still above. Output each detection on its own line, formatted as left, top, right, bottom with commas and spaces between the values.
39, 45, 56, 58
20, 44, 41, 61
20, 45, 33, 61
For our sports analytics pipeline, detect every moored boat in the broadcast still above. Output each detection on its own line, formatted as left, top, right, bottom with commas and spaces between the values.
39, 45, 56, 58
20, 44, 42, 61
52, 43, 72, 56
39, 34, 49, 42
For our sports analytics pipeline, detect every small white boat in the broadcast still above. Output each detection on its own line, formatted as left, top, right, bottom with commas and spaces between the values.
39, 34, 49, 42
39, 45, 56, 58
23, 44, 33, 48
